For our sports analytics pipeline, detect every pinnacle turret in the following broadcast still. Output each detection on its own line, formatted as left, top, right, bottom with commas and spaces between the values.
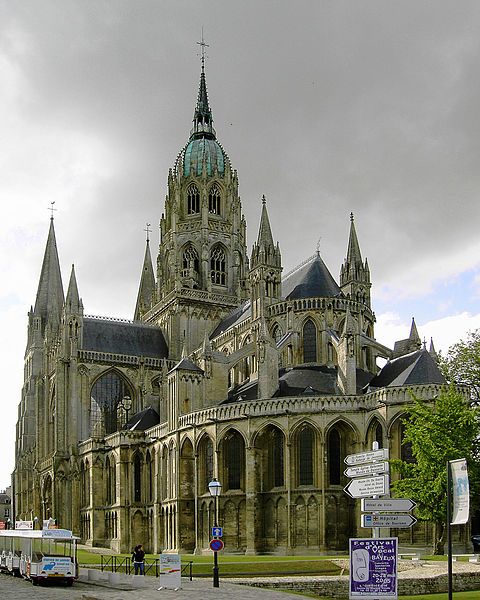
340, 213, 371, 307
65, 264, 82, 314
134, 237, 156, 321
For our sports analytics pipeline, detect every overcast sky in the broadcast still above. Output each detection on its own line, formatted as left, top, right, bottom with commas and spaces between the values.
1, 0, 480, 491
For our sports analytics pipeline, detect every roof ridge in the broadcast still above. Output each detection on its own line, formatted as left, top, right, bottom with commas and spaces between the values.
283, 253, 317, 281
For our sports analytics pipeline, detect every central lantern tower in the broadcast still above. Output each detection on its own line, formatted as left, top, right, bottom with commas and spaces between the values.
142, 62, 249, 357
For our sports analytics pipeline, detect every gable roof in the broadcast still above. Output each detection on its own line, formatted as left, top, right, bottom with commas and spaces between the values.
209, 300, 251, 339
125, 406, 160, 431
83, 318, 168, 358
282, 254, 342, 300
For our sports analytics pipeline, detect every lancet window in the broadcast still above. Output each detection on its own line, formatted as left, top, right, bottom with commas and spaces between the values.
187, 183, 200, 214
208, 184, 221, 215
298, 425, 314, 486
210, 245, 226, 285
303, 319, 317, 363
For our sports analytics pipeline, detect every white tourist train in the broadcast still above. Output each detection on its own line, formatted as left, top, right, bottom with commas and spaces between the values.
0, 527, 78, 586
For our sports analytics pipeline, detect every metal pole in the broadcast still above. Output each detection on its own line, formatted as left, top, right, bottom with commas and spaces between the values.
447, 460, 452, 600
213, 495, 219, 587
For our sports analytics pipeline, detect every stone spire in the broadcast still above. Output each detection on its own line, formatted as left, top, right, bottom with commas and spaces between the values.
251, 196, 281, 270
409, 317, 422, 349
134, 236, 156, 321
250, 196, 282, 320
33, 217, 65, 327
429, 337, 438, 361
65, 264, 82, 314
190, 60, 216, 141
340, 212, 371, 307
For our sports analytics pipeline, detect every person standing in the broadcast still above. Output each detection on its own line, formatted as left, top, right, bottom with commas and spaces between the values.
132, 544, 145, 575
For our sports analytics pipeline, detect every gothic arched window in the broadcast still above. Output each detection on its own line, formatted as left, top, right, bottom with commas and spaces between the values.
182, 244, 200, 282
187, 183, 200, 214
400, 421, 414, 464
134, 453, 142, 502
303, 319, 317, 363
208, 184, 221, 215
90, 371, 132, 436
298, 425, 314, 486
210, 245, 226, 286
328, 428, 341, 485
223, 430, 245, 491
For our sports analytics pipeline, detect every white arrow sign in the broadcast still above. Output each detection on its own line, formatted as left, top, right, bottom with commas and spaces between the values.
344, 474, 388, 498
344, 461, 389, 479
362, 513, 417, 528
344, 448, 389, 466
361, 498, 417, 512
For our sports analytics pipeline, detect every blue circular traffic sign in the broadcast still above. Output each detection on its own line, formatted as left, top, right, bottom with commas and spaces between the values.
210, 539, 224, 552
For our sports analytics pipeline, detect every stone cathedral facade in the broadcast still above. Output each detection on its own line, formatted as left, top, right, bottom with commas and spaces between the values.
14, 64, 455, 554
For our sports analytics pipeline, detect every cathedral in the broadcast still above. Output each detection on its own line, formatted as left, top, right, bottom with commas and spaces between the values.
14, 62, 454, 554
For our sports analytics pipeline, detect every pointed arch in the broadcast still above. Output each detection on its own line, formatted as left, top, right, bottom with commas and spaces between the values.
326, 420, 357, 486
295, 422, 316, 486
197, 434, 214, 495
255, 424, 285, 490
210, 244, 227, 286
187, 182, 200, 214
208, 183, 221, 215
90, 369, 134, 436
181, 243, 200, 285
221, 429, 246, 491
302, 318, 317, 363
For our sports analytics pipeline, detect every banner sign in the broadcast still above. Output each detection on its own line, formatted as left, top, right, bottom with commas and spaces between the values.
450, 458, 469, 525
15, 520, 33, 529
159, 553, 182, 590
349, 537, 398, 600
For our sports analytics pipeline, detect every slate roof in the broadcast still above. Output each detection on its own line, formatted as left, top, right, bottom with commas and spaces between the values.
367, 349, 445, 389
170, 357, 204, 373
224, 365, 375, 403
83, 318, 168, 358
282, 254, 343, 300
125, 406, 160, 431
209, 300, 251, 339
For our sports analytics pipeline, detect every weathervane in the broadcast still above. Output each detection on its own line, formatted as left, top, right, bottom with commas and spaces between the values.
197, 28, 209, 68
144, 222, 151, 243
48, 201, 57, 220
316, 236, 322, 255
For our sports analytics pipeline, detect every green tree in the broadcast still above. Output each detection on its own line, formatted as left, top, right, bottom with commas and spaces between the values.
391, 386, 480, 555
439, 329, 480, 402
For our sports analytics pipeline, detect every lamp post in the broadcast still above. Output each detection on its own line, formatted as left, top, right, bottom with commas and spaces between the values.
208, 478, 222, 588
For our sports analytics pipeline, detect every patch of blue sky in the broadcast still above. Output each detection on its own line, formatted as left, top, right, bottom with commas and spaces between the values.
374, 268, 480, 326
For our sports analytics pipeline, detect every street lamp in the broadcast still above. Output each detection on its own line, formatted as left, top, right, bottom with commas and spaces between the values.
208, 478, 222, 588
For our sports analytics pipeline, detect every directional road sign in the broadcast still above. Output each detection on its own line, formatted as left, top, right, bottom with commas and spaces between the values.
362, 513, 417, 528
345, 448, 389, 466
344, 461, 389, 479
344, 474, 389, 498
361, 498, 416, 513
212, 526, 223, 538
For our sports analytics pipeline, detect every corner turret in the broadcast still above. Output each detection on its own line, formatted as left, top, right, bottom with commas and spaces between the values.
340, 213, 371, 308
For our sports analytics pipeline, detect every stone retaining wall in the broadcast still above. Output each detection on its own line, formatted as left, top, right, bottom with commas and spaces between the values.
241, 571, 480, 598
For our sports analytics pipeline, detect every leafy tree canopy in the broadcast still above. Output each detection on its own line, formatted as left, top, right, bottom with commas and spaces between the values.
391, 386, 480, 553
439, 329, 480, 402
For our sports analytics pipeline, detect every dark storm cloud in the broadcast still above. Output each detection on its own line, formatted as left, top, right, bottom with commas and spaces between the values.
2, 0, 480, 311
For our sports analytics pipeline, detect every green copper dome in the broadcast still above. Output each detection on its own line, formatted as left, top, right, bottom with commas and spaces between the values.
182, 138, 225, 177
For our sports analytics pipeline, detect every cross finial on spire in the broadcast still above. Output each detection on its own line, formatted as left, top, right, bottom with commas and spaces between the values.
48, 201, 57, 221
196, 28, 209, 70
144, 222, 151, 243
316, 236, 322, 255
350, 211, 354, 222
262, 194, 266, 205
